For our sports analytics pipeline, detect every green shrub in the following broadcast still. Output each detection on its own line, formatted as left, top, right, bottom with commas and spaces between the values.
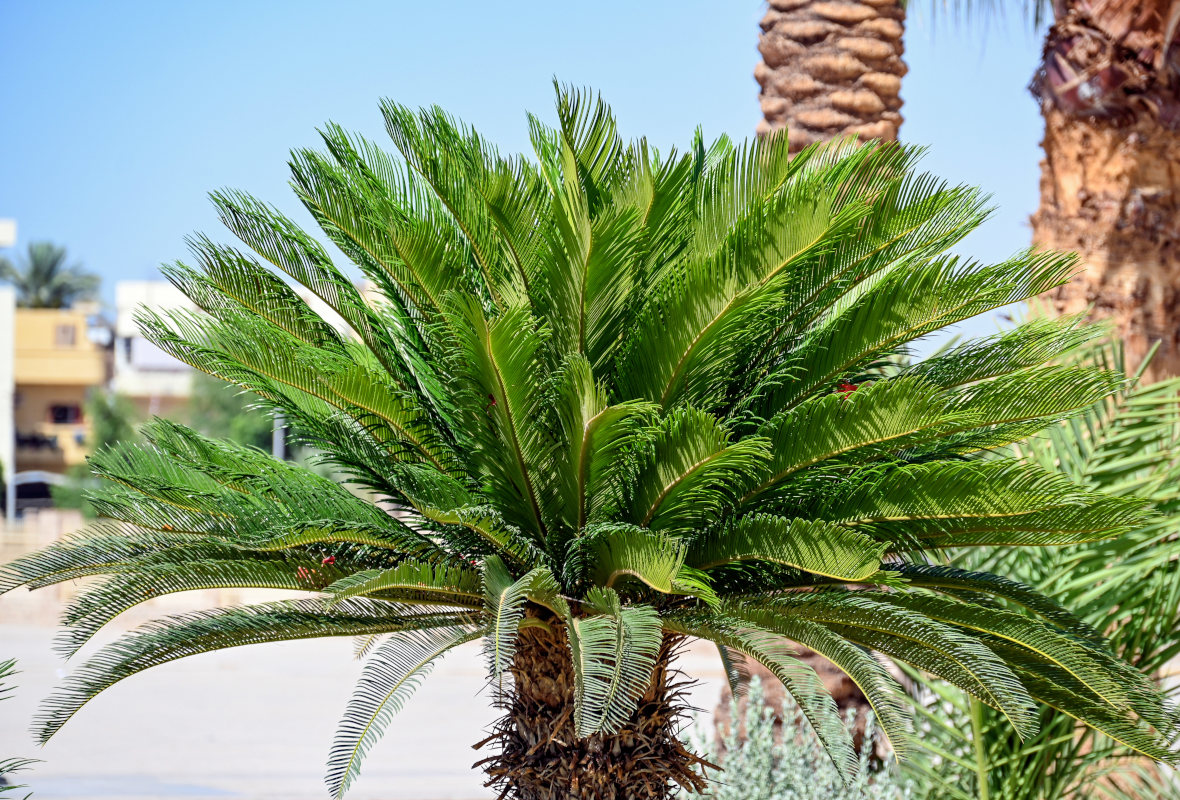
691, 678, 911, 800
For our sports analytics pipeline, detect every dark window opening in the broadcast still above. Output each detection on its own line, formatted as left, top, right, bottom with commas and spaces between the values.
49, 404, 83, 424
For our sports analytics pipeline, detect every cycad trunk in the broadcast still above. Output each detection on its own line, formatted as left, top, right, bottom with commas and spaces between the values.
1031, 0, 1180, 380
755, 0, 907, 152
477, 626, 709, 800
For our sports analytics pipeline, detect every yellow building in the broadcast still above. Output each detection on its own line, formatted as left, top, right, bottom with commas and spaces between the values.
14, 307, 111, 473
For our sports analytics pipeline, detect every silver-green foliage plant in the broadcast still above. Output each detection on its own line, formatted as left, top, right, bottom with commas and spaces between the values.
902, 341, 1180, 800
1, 86, 1177, 798
690, 678, 911, 800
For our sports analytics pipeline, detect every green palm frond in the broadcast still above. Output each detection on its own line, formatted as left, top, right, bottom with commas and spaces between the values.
758, 591, 1041, 739
567, 588, 663, 737
326, 625, 482, 799
901, 338, 1180, 799
892, 564, 1106, 647
554, 354, 657, 535
56, 554, 349, 657
325, 560, 483, 609
563, 523, 692, 597
666, 611, 860, 782
744, 376, 969, 503
628, 407, 770, 534
902, 314, 1100, 389
687, 515, 885, 582
728, 606, 913, 760
483, 557, 557, 681
35, 599, 472, 743
6, 87, 1176, 796
817, 460, 1148, 550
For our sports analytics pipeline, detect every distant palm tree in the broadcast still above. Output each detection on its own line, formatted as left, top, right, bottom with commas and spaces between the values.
0, 241, 99, 308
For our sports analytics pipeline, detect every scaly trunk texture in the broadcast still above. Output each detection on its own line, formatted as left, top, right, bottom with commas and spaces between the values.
477, 625, 709, 800
755, 0, 907, 153
1031, 0, 1180, 379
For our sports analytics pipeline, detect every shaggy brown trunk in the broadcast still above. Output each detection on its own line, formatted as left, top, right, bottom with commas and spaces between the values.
476, 625, 709, 800
1031, 0, 1180, 379
755, 0, 907, 152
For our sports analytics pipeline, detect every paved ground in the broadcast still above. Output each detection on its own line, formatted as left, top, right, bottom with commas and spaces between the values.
0, 577, 725, 800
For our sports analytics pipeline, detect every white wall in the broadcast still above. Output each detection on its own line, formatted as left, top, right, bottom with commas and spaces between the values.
0, 286, 15, 487
112, 281, 194, 406
115, 280, 192, 338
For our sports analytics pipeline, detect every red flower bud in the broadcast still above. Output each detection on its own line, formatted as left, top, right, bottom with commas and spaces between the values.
322, 556, 336, 565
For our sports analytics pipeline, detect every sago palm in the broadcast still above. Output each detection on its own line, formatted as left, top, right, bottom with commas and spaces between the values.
2, 88, 1176, 800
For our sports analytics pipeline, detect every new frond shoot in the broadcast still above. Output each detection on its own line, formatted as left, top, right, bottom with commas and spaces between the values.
3, 86, 1174, 800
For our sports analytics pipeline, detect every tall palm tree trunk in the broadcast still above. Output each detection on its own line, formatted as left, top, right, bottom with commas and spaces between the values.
477, 626, 709, 800
755, 0, 907, 152
1031, 0, 1180, 379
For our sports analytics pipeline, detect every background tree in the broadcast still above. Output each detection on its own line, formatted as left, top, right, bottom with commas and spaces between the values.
185, 372, 275, 452
901, 339, 1180, 799
755, 0, 906, 153
1030, 0, 1180, 381
0, 242, 99, 309
2, 90, 1176, 800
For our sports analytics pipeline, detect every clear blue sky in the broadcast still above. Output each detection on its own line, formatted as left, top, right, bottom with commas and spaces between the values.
1, 0, 1045, 337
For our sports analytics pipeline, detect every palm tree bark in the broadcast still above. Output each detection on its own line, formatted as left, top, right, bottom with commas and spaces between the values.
477, 625, 709, 800
755, 0, 907, 152
1031, 0, 1180, 380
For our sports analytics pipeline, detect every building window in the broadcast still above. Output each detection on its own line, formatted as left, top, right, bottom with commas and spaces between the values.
55, 324, 77, 348
48, 404, 83, 424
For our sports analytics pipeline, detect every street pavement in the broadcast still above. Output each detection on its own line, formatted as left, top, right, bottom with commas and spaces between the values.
0, 585, 725, 800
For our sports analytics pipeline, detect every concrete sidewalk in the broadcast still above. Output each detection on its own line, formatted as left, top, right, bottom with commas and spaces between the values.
0, 591, 725, 800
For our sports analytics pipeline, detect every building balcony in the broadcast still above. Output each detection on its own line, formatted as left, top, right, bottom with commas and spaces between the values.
15, 422, 89, 472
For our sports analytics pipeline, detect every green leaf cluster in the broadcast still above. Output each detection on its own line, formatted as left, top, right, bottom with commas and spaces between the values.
901, 339, 1180, 800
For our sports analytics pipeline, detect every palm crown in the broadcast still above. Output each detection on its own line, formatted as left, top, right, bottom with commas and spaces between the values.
0, 241, 99, 309
3, 87, 1174, 798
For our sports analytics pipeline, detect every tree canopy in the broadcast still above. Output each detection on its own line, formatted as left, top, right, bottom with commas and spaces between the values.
0, 241, 99, 309
2, 87, 1175, 797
